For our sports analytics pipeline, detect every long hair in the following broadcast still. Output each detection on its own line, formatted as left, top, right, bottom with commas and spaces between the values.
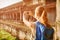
35, 6, 44, 20
35, 6, 51, 27
41, 10, 51, 28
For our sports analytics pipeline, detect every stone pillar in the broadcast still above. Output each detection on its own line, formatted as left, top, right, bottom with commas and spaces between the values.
40, 0, 45, 5
33, 0, 38, 4
12, 13, 14, 20
56, 0, 60, 40
32, 0, 45, 5
23, 0, 33, 5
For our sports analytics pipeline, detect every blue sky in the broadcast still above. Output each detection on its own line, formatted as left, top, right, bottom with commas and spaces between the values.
0, 0, 22, 9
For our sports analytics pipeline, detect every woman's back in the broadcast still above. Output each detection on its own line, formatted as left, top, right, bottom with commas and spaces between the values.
43, 26, 54, 40
36, 21, 54, 40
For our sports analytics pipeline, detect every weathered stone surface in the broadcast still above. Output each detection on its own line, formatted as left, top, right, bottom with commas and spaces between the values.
0, 20, 35, 40
56, 0, 60, 40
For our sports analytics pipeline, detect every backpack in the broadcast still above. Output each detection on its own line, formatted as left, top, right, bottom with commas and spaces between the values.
43, 27, 54, 40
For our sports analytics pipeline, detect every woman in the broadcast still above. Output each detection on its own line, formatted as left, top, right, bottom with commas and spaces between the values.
35, 6, 54, 40
23, 6, 54, 40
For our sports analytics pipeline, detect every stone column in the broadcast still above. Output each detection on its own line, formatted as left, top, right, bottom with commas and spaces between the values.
33, 0, 38, 4
40, 0, 45, 5
56, 0, 60, 40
